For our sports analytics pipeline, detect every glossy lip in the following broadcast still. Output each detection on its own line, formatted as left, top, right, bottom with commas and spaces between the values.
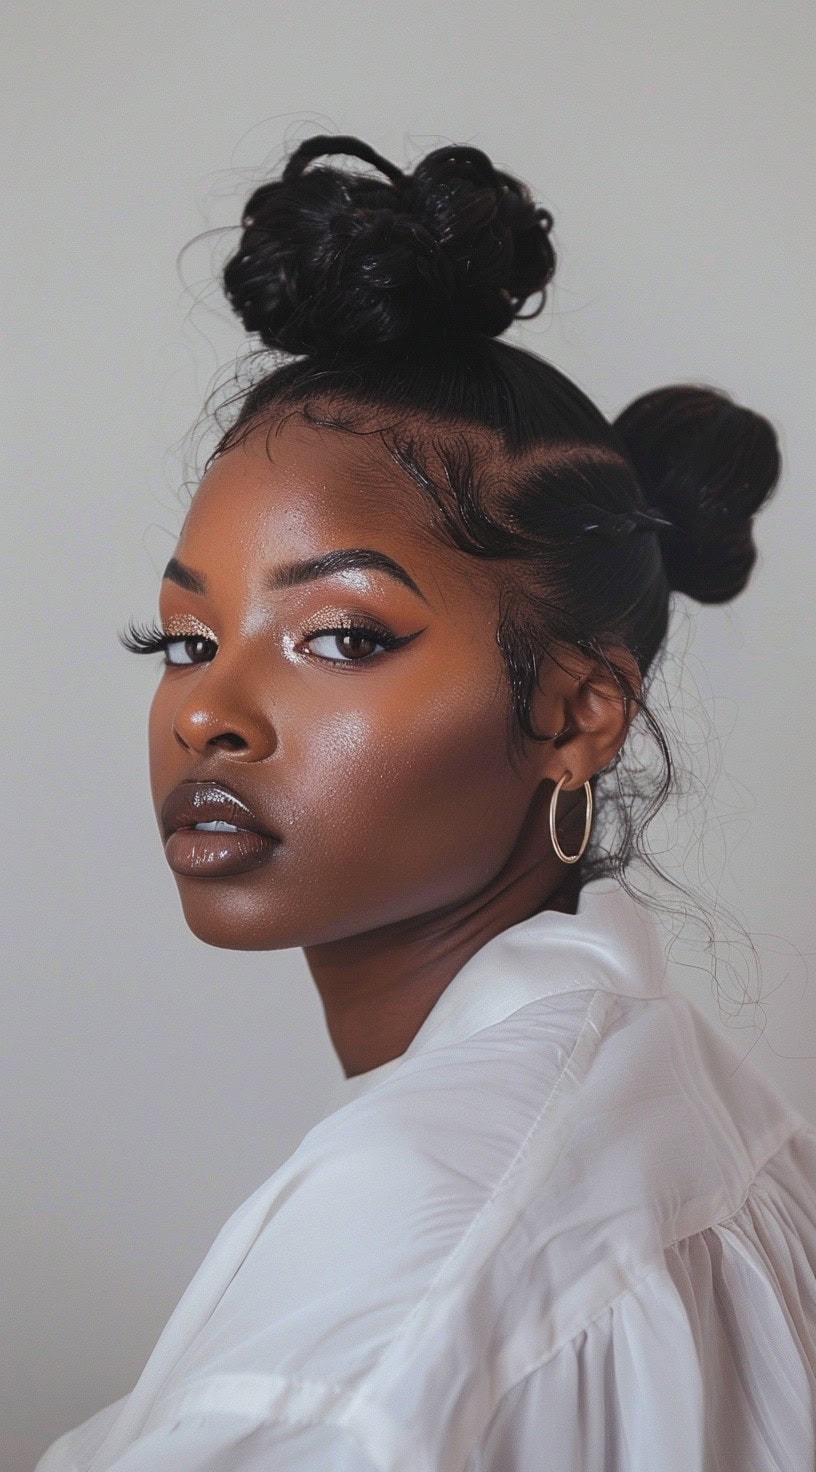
160, 780, 280, 843
161, 780, 281, 880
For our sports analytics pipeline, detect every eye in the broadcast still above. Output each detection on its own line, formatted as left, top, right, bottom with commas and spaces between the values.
163, 635, 217, 666
302, 618, 413, 664
117, 617, 217, 666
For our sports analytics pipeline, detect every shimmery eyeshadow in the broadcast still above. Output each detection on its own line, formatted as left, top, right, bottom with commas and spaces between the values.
165, 614, 217, 641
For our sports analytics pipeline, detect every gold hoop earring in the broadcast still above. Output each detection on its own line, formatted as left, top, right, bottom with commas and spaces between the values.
548, 772, 593, 864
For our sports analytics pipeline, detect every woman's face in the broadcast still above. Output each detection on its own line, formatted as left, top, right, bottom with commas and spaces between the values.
148, 412, 556, 953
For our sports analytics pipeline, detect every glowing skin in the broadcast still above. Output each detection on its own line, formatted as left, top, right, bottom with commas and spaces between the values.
148, 414, 638, 1076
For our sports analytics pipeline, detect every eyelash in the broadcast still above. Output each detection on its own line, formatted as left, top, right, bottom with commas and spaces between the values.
118, 615, 410, 667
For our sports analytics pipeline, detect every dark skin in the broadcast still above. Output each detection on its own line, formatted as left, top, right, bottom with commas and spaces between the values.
149, 413, 640, 1077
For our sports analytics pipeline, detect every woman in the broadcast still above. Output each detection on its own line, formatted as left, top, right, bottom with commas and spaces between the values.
36, 135, 816, 1470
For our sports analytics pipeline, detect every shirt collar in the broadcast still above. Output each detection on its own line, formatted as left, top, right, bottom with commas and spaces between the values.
340, 877, 670, 1100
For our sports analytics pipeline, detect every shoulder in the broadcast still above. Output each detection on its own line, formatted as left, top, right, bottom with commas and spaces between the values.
243, 984, 761, 1313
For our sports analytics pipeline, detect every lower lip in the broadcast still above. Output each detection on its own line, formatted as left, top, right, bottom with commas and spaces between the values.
164, 827, 279, 877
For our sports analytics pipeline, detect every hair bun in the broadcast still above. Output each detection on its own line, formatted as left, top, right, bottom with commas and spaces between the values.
222, 133, 556, 357
613, 384, 782, 604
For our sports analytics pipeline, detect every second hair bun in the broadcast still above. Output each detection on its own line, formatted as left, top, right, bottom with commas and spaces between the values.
223, 135, 557, 357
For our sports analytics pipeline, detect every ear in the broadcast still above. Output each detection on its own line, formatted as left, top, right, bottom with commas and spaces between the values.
529, 643, 642, 790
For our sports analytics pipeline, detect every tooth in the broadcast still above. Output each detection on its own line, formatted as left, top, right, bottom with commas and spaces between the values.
193, 820, 241, 833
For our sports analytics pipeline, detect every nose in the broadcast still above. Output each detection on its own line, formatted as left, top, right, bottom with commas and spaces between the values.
169, 669, 278, 761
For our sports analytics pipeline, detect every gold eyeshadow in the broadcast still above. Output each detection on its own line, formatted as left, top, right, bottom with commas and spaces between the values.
164, 614, 217, 642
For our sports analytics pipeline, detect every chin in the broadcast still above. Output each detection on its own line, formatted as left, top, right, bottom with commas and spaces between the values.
171, 881, 301, 952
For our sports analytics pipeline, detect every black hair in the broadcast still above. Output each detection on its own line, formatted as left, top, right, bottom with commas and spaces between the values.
185, 134, 782, 1004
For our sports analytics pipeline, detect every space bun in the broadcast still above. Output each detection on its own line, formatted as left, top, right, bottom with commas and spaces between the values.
222, 134, 556, 356
614, 385, 781, 604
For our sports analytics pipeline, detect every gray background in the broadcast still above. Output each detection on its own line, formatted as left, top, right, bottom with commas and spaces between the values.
2, 1, 814, 1466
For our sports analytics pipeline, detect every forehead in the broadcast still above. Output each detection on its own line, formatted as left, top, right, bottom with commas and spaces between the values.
176, 413, 495, 602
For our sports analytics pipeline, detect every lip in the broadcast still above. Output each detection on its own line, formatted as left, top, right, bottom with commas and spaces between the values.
161, 780, 280, 879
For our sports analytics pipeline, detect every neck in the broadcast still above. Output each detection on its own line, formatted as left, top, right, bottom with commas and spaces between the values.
304, 853, 583, 1079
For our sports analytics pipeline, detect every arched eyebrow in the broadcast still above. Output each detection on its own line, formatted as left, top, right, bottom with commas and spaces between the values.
161, 548, 432, 607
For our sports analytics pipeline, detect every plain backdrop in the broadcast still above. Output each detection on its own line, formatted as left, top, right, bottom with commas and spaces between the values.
2, 2, 814, 1466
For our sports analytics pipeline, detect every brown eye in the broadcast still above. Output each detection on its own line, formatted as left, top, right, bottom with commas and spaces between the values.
303, 620, 404, 664
331, 630, 377, 659
164, 634, 217, 667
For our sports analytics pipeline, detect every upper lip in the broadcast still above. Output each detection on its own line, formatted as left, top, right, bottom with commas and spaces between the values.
161, 779, 280, 842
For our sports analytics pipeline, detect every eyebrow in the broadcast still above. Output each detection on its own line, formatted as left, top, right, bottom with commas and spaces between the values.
161, 548, 431, 606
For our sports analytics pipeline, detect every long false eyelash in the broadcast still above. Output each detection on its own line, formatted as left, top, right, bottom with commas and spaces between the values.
118, 617, 176, 655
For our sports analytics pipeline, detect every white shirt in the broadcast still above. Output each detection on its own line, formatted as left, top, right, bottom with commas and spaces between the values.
35, 877, 816, 1471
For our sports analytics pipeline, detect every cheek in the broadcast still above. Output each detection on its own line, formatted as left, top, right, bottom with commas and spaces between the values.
293, 669, 522, 886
